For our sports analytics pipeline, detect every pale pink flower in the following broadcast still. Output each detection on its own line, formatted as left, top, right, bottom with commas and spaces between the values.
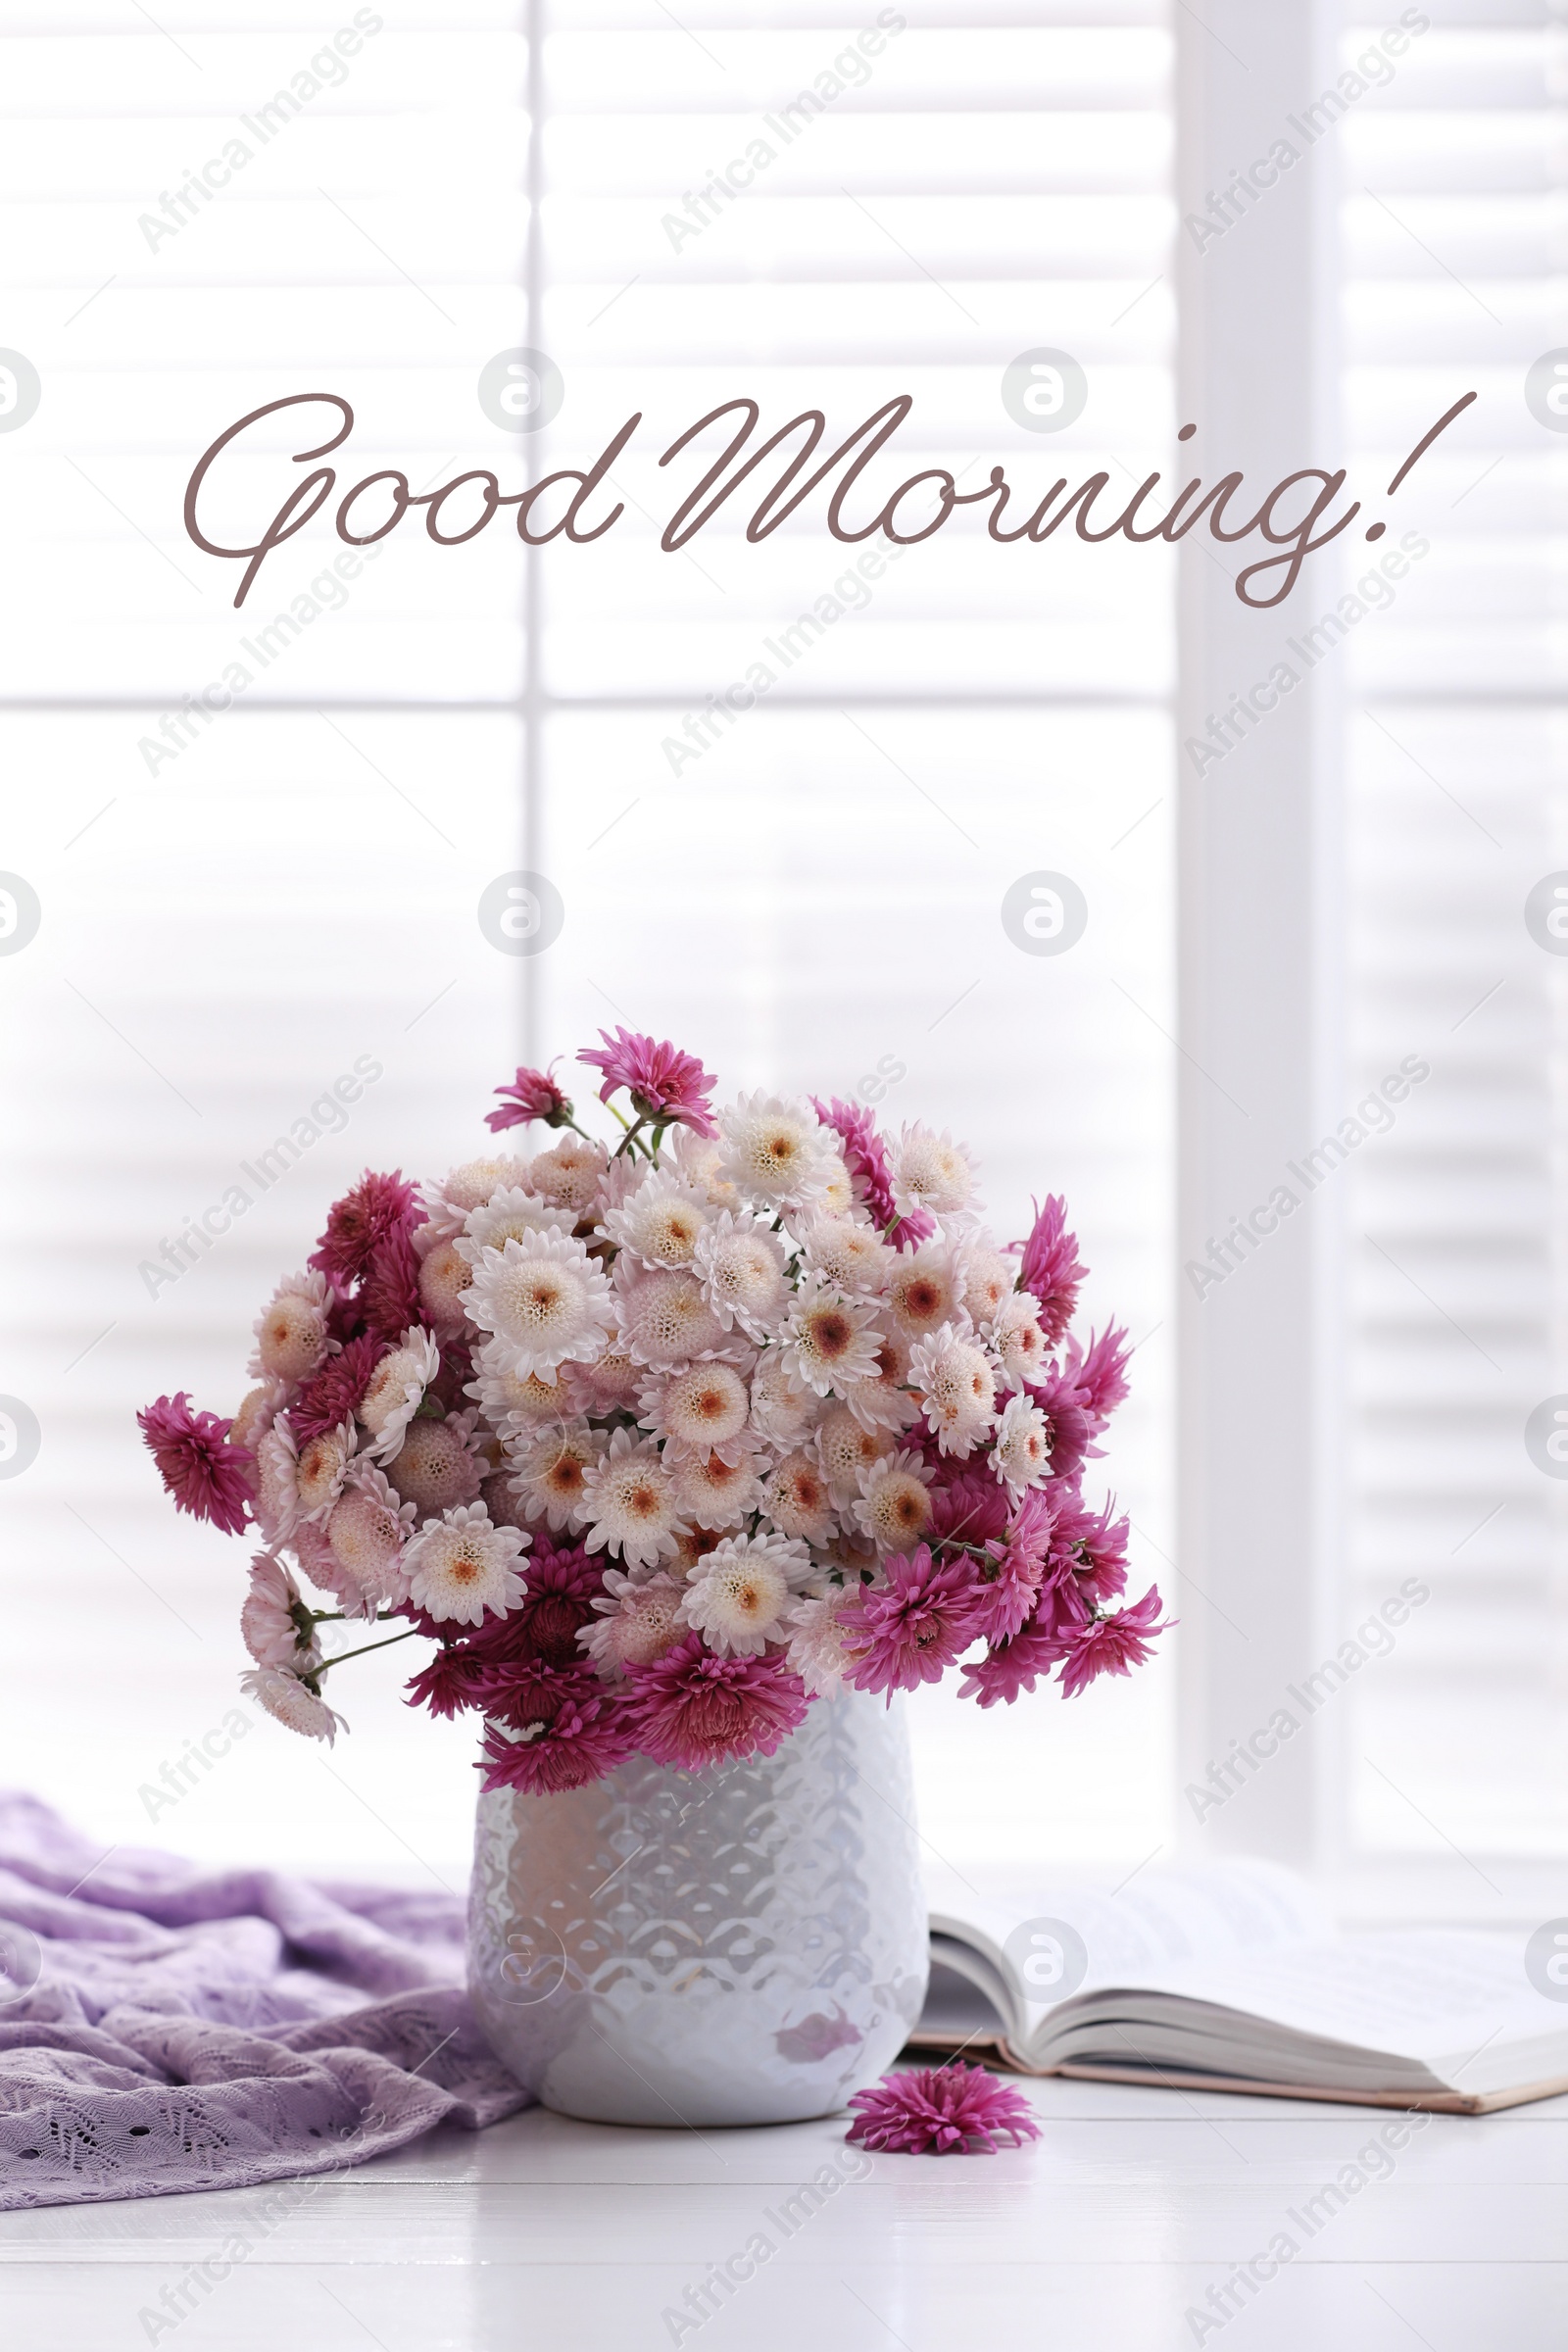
405, 1502, 529, 1627
779, 1273, 886, 1399
240, 1552, 318, 1672
579, 1427, 688, 1569
679, 1531, 814, 1656
909, 1321, 997, 1458
853, 1448, 935, 1553
240, 1665, 345, 1745
464, 1228, 616, 1382
511, 1420, 607, 1532
579, 1567, 689, 1679
614, 1264, 727, 1367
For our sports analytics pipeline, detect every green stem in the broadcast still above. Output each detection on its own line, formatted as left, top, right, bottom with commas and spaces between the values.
613, 1113, 649, 1160
317, 1627, 424, 1677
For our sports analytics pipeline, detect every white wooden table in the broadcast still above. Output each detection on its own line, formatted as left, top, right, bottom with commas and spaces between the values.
2, 2076, 1564, 2351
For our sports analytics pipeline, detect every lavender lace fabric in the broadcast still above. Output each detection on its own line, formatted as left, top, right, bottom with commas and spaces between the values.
0, 1791, 531, 2211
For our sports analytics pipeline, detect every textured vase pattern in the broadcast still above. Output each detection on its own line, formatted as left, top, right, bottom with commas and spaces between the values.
467, 1689, 929, 2127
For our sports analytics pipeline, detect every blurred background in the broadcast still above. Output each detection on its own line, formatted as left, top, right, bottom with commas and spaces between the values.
0, 1, 1561, 1918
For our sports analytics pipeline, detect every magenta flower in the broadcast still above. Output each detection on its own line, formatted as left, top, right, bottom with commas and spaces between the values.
357, 1227, 424, 1341
810, 1096, 933, 1247
136, 1394, 254, 1537
1065, 1324, 1132, 1436
1058, 1585, 1172, 1700
1050, 1491, 1129, 1609
958, 1617, 1075, 1708
309, 1169, 417, 1290
291, 1332, 383, 1445
625, 1634, 808, 1768
841, 1546, 982, 1700
1013, 1196, 1086, 1349
486, 1061, 574, 1134
478, 1682, 636, 1794
846, 2064, 1041, 2156
926, 1468, 1011, 1550
1022, 1359, 1094, 1481
578, 1027, 717, 1137
406, 1642, 494, 1722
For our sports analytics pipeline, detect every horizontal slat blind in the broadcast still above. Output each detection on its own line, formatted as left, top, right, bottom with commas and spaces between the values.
1342, 0, 1568, 1866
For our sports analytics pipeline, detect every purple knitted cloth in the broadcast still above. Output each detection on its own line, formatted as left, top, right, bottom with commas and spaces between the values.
0, 1791, 531, 2210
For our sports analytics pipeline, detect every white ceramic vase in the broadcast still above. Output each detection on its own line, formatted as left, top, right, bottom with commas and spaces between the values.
466, 1688, 929, 2128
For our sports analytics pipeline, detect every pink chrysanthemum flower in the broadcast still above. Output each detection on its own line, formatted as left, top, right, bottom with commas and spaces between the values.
486, 1061, 574, 1134
840, 1544, 982, 1700
957, 1617, 1075, 1708
137, 1394, 254, 1536
478, 1681, 636, 1793
1057, 1585, 1171, 1699
810, 1096, 934, 1249
846, 2064, 1041, 2156
291, 1332, 382, 1446
1064, 1323, 1134, 1436
1012, 1196, 1086, 1350
358, 1223, 424, 1340
309, 1168, 417, 1290
1049, 1490, 1130, 1609
1022, 1358, 1094, 1481
579, 1026, 718, 1137
625, 1633, 808, 1768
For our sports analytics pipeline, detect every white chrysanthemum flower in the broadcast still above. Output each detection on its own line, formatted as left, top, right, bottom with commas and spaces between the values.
614, 1264, 727, 1367
760, 1449, 838, 1546
417, 1237, 473, 1333
465, 1336, 580, 1434
293, 1418, 358, 1526
814, 1402, 895, 1505
511, 1419, 607, 1532
692, 1208, 790, 1340
529, 1135, 610, 1219
254, 1417, 305, 1543
405, 1501, 529, 1626
784, 1587, 862, 1696
326, 1465, 417, 1605
420, 1156, 534, 1235
795, 1211, 894, 1295
250, 1271, 334, 1383
909, 1319, 998, 1457
679, 1530, 815, 1656
574, 1333, 642, 1414
853, 1447, 936, 1553
987, 1294, 1050, 1391
579, 1427, 688, 1568
991, 1392, 1054, 1496
579, 1568, 688, 1680
717, 1092, 836, 1213
384, 1410, 485, 1519
601, 1171, 712, 1270
842, 1329, 921, 1435
231, 1378, 288, 1455
818, 1156, 856, 1216
464, 1228, 616, 1382
778, 1273, 886, 1399
885, 1245, 961, 1341
241, 1552, 319, 1672
748, 1348, 820, 1448
667, 1125, 742, 1207
959, 1236, 1019, 1325
359, 1327, 441, 1461
241, 1664, 345, 1745
891, 1123, 979, 1220
456, 1186, 566, 1269
670, 1442, 763, 1531
638, 1361, 751, 1454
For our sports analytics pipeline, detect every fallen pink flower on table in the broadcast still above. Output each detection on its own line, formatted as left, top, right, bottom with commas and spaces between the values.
846, 2063, 1042, 2155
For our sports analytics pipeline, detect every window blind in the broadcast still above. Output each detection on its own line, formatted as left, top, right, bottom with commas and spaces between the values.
1342, 0, 1568, 1875
0, 1, 1178, 1878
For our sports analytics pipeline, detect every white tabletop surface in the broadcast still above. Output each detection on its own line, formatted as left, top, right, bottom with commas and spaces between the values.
2, 2074, 1564, 2352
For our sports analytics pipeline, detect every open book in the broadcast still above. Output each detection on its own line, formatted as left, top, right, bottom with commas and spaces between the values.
914, 1857, 1568, 2113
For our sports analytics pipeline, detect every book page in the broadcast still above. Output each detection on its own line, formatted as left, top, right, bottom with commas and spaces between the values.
926, 1855, 1330, 2024
1041, 1931, 1568, 2090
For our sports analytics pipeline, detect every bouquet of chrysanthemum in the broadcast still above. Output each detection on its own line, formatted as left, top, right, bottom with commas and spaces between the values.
138, 1030, 1168, 1793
